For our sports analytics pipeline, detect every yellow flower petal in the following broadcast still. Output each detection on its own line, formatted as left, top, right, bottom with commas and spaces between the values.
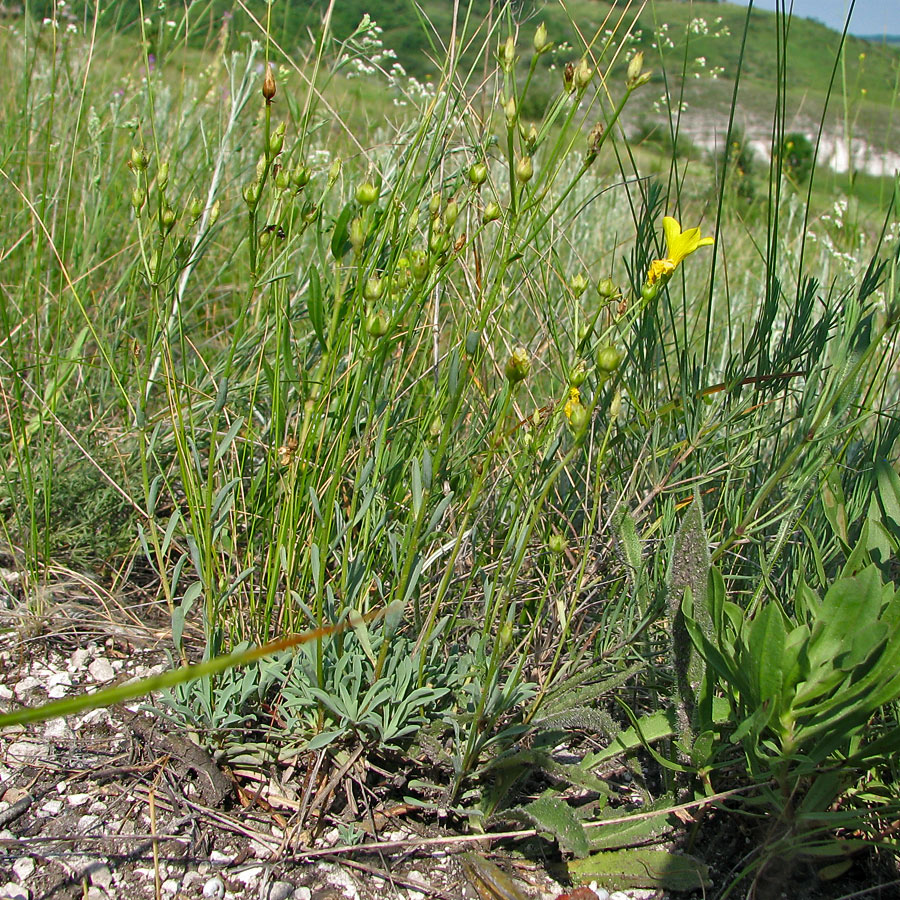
661, 215, 715, 266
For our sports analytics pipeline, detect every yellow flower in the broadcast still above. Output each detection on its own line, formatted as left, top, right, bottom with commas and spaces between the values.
646, 258, 676, 285
563, 386, 582, 422
645, 216, 714, 285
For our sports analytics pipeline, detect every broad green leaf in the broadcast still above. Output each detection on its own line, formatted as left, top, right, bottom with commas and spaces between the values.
570, 848, 710, 890
517, 793, 590, 857
745, 603, 786, 706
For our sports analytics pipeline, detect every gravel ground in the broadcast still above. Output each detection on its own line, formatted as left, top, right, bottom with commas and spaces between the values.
0, 603, 661, 900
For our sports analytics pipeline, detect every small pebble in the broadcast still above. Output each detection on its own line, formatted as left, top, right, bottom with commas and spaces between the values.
292, 890, 312, 900
39, 799, 63, 817
89, 864, 113, 890
0, 882, 30, 900
203, 876, 226, 899
44, 718, 74, 740
234, 866, 264, 887
161, 878, 181, 894
13, 677, 40, 701
68, 648, 92, 672
11, 858, 35, 882
67, 793, 90, 807
267, 881, 294, 900
88, 658, 115, 683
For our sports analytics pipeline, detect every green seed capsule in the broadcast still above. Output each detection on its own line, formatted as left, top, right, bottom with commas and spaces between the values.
549, 532, 567, 554
365, 311, 389, 338
597, 345, 623, 373
356, 181, 378, 205
483, 201, 502, 223
468, 163, 488, 186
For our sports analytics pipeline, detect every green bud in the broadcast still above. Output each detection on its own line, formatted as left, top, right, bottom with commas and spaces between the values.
160, 205, 176, 233
548, 532, 567, 555
256, 154, 267, 181
349, 216, 366, 252
208, 200, 220, 226
291, 164, 311, 189
498, 621, 514, 648
365, 310, 389, 338
574, 58, 593, 91
515, 156, 533, 183
627, 52, 644, 85
641, 281, 659, 302
268, 121, 285, 157
243, 181, 261, 207
569, 273, 588, 297
274, 168, 290, 191
188, 196, 203, 221
500, 35, 516, 70
465, 330, 482, 356
157, 162, 169, 191
327, 157, 342, 187
597, 277, 617, 298
568, 359, 588, 387
525, 124, 538, 151
364, 276, 384, 301
131, 188, 144, 211
443, 199, 459, 228
428, 414, 443, 442
130, 146, 149, 171
148, 250, 159, 279
468, 163, 488, 186
505, 346, 531, 384
533, 22, 550, 54
504, 96, 517, 128
429, 231, 449, 255
302, 204, 318, 225
597, 345, 623, 374
610, 388, 622, 421
428, 192, 442, 215
258, 228, 273, 250
568, 402, 589, 433
356, 181, 379, 205
410, 250, 430, 282
483, 201, 502, 223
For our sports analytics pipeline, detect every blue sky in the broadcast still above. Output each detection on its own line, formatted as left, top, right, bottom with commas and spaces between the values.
724, 0, 900, 36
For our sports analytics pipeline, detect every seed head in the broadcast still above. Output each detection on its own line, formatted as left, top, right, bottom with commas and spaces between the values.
356, 181, 379, 205
262, 64, 276, 103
